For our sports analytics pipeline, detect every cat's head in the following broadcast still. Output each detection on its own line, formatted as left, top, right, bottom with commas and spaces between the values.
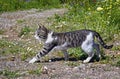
34, 24, 49, 42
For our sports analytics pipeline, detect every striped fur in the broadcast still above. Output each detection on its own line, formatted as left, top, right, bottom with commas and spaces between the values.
93, 32, 113, 49
29, 25, 113, 63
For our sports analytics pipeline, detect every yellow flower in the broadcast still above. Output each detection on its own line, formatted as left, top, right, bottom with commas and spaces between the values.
97, 7, 103, 11
116, 0, 120, 2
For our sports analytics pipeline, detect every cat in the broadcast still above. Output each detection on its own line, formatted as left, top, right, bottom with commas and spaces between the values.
29, 24, 113, 63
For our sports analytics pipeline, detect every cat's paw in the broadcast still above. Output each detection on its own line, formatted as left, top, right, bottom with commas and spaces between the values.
83, 59, 89, 63
29, 57, 37, 64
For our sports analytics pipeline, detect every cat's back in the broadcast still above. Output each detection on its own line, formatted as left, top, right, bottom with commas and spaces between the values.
56, 29, 93, 36
53, 29, 94, 47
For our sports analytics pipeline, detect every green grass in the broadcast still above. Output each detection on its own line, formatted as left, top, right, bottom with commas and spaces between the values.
0, 0, 120, 66
0, 39, 25, 54
46, 0, 120, 64
17, 19, 25, 23
48, 0, 120, 40
52, 2, 119, 40
65, 61, 80, 67
28, 68, 42, 75
18, 26, 31, 37
0, 39, 37, 61
0, 67, 42, 78
0, 70, 20, 79
68, 48, 86, 60
0, 29, 5, 34
0, 0, 61, 13
115, 60, 120, 67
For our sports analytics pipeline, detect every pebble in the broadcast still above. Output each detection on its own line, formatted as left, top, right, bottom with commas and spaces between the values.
42, 66, 48, 74
73, 67, 80, 71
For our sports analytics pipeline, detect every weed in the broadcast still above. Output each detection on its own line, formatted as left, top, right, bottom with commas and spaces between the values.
66, 61, 80, 67
0, 39, 13, 47
21, 50, 35, 61
0, 0, 61, 13
0, 70, 20, 78
68, 48, 85, 60
18, 26, 31, 37
112, 46, 120, 51
100, 55, 111, 64
0, 39, 27, 55
115, 60, 120, 67
28, 69, 41, 75
46, 0, 120, 62
28, 65, 42, 75
17, 19, 25, 23
110, 55, 120, 67
48, 0, 120, 41
0, 29, 5, 34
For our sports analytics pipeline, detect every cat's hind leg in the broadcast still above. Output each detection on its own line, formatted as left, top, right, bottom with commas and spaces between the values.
83, 52, 94, 63
82, 44, 94, 63
93, 43, 101, 60
62, 50, 69, 61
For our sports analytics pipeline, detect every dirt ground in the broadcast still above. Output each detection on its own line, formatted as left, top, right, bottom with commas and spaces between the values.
0, 8, 120, 79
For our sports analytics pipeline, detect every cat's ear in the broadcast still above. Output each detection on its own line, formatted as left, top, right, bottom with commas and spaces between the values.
41, 24, 46, 29
38, 24, 41, 29
38, 24, 48, 32
38, 23, 45, 29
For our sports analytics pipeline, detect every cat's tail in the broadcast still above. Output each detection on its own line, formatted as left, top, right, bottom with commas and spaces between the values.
94, 32, 113, 49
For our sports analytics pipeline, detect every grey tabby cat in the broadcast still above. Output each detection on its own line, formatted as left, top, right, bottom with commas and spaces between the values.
29, 24, 113, 63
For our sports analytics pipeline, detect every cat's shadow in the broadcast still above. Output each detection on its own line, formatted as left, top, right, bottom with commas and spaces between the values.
39, 57, 78, 63
37, 54, 101, 63
39, 54, 87, 63
50, 57, 78, 62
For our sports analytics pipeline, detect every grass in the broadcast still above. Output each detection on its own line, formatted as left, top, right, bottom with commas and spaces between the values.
66, 61, 80, 67
18, 26, 31, 37
17, 19, 25, 23
0, 67, 42, 78
48, 0, 120, 40
0, 0, 61, 13
0, 38, 38, 61
0, 39, 26, 55
51, 2, 119, 44
115, 60, 120, 67
0, 70, 20, 79
28, 68, 42, 75
46, 0, 120, 65
0, 0, 120, 67
0, 29, 5, 34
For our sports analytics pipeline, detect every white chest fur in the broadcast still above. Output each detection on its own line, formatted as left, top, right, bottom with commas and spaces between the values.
45, 32, 54, 43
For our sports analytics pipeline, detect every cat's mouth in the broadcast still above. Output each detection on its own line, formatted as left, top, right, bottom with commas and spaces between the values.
34, 34, 45, 44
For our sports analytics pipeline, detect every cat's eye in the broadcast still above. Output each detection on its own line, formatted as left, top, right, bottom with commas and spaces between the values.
37, 33, 40, 36
39, 35, 46, 39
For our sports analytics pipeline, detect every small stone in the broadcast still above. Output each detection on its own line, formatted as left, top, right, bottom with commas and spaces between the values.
73, 67, 80, 71
42, 66, 48, 74
10, 56, 15, 61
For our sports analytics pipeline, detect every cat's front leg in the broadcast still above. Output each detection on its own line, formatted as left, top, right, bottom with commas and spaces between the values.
29, 43, 56, 63
29, 57, 39, 63
29, 53, 42, 63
